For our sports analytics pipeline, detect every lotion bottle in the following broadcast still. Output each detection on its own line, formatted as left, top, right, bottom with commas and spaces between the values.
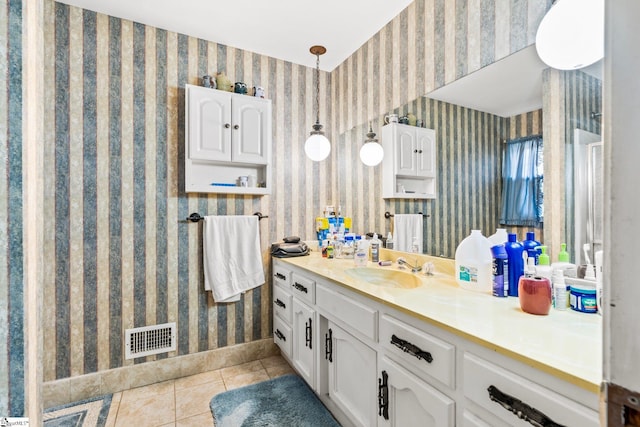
505, 234, 524, 297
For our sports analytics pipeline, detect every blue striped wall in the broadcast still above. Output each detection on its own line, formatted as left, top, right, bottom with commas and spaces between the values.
1, 0, 25, 416
42, 0, 549, 382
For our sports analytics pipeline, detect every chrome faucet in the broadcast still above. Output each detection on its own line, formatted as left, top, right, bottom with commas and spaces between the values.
397, 257, 422, 273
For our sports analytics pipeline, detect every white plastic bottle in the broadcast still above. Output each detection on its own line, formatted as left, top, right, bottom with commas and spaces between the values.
552, 268, 567, 310
386, 232, 394, 250
488, 228, 508, 247
411, 236, 420, 253
455, 230, 493, 293
354, 239, 369, 267
370, 233, 381, 263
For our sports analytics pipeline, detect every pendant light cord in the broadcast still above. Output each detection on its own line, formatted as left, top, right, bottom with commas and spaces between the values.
315, 53, 320, 125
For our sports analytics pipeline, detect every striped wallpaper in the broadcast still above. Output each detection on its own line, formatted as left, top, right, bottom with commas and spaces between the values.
40, 0, 550, 383
0, 0, 24, 416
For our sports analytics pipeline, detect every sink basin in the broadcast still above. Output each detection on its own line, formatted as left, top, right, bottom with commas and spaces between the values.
344, 268, 422, 289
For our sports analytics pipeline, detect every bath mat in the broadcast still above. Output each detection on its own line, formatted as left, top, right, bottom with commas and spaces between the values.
210, 374, 340, 426
44, 394, 112, 427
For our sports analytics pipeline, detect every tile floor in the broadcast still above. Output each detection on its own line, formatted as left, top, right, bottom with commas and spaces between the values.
103, 355, 295, 427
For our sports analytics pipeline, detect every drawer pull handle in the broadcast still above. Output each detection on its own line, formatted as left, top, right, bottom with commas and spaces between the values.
274, 329, 286, 342
293, 282, 308, 293
325, 328, 333, 362
378, 370, 389, 420
305, 318, 313, 349
487, 385, 566, 427
274, 272, 286, 280
274, 299, 286, 309
391, 334, 433, 364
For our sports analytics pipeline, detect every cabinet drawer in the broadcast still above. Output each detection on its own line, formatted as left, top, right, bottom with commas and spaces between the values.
463, 352, 599, 427
273, 283, 292, 324
380, 314, 455, 389
273, 316, 292, 359
291, 272, 315, 305
273, 263, 291, 286
316, 283, 377, 341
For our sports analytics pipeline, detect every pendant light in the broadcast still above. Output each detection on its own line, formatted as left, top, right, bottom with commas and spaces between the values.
535, 0, 604, 70
359, 122, 384, 166
304, 45, 331, 162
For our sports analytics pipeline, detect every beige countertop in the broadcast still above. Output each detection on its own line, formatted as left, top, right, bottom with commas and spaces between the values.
276, 249, 602, 393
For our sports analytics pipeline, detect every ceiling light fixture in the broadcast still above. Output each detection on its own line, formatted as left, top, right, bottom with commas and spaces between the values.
304, 45, 331, 162
359, 122, 384, 166
535, 0, 604, 70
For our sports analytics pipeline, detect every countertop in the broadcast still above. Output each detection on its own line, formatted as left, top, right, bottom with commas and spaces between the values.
276, 249, 602, 393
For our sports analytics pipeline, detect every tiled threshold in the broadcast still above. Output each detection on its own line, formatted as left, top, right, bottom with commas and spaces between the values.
43, 338, 279, 408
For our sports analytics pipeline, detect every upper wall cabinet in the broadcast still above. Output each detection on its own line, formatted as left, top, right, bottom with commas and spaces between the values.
381, 123, 437, 199
185, 84, 272, 195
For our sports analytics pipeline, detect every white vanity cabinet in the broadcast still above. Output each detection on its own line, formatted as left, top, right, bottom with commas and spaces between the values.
291, 298, 315, 388
382, 123, 437, 199
185, 84, 272, 194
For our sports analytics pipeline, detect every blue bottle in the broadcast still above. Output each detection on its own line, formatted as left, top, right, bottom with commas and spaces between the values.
505, 234, 524, 297
491, 244, 509, 298
522, 231, 541, 264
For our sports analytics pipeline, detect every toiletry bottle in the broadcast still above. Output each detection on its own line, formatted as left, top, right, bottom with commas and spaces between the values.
412, 236, 420, 253
505, 234, 524, 297
535, 246, 553, 281
552, 268, 567, 310
386, 232, 394, 250
488, 228, 508, 247
454, 230, 493, 293
326, 241, 334, 259
491, 244, 509, 297
551, 243, 578, 278
371, 233, 381, 263
354, 239, 369, 267
524, 256, 536, 278
522, 231, 541, 263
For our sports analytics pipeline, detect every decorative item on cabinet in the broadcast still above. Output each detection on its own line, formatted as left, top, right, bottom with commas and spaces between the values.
381, 122, 437, 199
184, 84, 272, 195
215, 72, 233, 92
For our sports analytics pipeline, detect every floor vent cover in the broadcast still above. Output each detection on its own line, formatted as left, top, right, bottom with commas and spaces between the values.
125, 322, 176, 360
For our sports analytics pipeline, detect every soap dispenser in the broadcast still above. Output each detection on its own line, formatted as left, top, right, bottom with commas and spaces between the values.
535, 246, 552, 281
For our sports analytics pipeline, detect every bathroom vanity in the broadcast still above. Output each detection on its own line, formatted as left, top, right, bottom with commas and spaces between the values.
272, 251, 601, 427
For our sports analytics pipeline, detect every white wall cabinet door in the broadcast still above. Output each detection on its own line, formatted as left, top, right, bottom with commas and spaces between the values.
416, 129, 436, 177
396, 126, 418, 175
378, 356, 455, 427
187, 87, 232, 162
292, 298, 315, 389
327, 321, 377, 427
232, 95, 270, 164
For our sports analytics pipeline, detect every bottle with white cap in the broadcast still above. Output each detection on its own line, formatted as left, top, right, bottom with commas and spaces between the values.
552, 268, 568, 310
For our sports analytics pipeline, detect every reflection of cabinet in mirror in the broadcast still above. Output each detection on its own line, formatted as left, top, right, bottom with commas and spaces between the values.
381, 123, 437, 199
185, 84, 272, 194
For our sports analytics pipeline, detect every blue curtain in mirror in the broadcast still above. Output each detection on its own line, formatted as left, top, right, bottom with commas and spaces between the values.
500, 135, 543, 227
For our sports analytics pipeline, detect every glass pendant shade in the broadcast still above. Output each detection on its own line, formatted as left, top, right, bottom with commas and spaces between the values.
360, 142, 384, 166
535, 0, 604, 70
304, 133, 331, 162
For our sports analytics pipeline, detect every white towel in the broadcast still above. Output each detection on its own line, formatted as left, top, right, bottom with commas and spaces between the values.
394, 214, 424, 253
203, 215, 265, 303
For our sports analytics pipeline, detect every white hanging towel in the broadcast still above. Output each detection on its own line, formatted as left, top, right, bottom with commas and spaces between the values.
203, 215, 265, 303
393, 214, 424, 252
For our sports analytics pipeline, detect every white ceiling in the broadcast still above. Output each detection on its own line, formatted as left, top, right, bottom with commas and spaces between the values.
55, 0, 414, 71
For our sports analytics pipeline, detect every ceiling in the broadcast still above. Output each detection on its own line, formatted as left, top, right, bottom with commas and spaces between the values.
55, 0, 414, 71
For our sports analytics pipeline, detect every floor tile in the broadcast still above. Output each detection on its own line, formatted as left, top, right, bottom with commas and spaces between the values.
176, 412, 214, 427
120, 379, 175, 403
175, 380, 226, 421
265, 363, 295, 378
174, 369, 223, 391
114, 390, 175, 427
104, 392, 122, 427
259, 355, 289, 369
223, 369, 270, 390
219, 360, 264, 382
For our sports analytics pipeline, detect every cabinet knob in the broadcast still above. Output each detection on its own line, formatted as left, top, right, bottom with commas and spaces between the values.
233, 124, 239, 130
414, 149, 418, 153
224, 123, 230, 128
418, 149, 423, 153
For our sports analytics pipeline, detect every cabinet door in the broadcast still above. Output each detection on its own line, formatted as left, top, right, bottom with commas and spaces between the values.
292, 299, 315, 388
395, 127, 417, 176
327, 322, 377, 427
416, 128, 436, 177
231, 96, 270, 164
187, 86, 232, 162
378, 356, 455, 427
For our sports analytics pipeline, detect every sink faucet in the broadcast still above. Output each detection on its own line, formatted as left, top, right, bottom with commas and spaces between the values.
397, 257, 422, 273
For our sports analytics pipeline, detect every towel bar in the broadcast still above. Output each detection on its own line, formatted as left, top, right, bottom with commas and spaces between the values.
384, 211, 429, 219
185, 212, 268, 222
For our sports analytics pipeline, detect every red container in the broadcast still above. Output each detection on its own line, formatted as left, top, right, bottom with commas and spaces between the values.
518, 276, 552, 315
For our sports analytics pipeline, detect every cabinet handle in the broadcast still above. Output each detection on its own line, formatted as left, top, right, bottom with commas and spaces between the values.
414, 149, 418, 153
305, 318, 312, 349
233, 124, 239, 130
390, 334, 433, 363
274, 299, 286, 309
325, 328, 333, 362
224, 123, 230, 128
293, 282, 308, 293
274, 329, 286, 342
274, 272, 286, 280
487, 385, 566, 427
378, 370, 389, 420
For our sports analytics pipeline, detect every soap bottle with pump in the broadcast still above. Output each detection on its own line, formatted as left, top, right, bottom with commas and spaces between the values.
551, 243, 578, 278
535, 246, 553, 281
386, 232, 394, 250
522, 231, 541, 263
505, 234, 524, 297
